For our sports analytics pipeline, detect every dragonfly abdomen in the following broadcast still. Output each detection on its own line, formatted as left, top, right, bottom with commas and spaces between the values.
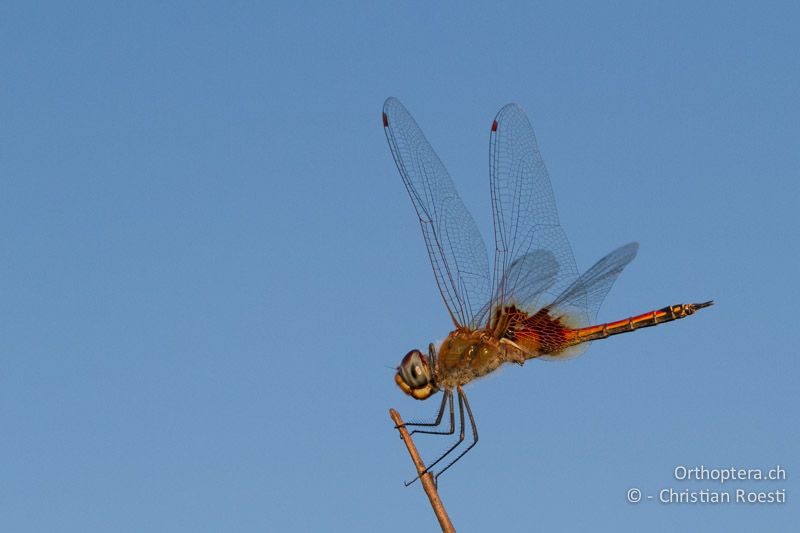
573, 301, 714, 343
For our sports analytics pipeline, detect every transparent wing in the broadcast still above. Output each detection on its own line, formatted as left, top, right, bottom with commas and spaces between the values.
493, 249, 559, 313
538, 242, 639, 360
383, 97, 491, 328
487, 104, 584, 326
550, 242, 639, 324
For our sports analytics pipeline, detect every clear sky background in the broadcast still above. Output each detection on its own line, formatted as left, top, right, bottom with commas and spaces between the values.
2, 2, 798, 532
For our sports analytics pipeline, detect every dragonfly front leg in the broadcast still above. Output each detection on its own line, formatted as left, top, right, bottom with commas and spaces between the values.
396, 390, 455, 437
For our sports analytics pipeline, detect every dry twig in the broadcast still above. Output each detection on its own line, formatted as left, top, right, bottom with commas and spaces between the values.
389, 408, 455, 533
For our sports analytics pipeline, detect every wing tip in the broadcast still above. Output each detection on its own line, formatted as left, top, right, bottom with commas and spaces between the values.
383, 96, 400, 111
492, 103, 527, 130
383, 97, 403, 126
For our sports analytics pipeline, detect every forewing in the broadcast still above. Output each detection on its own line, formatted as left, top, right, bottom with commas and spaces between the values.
383, 98, 491, 328
488, 104, 584, 326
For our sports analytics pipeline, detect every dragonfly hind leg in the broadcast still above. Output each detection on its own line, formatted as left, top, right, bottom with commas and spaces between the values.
404, 386, 478, 486
434, 386, 478, 484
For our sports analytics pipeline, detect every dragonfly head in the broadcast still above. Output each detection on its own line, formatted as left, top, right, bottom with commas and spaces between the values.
395, 348, 438, 400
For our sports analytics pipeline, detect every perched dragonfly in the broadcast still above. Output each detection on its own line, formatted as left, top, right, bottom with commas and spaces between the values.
382, 97, 712, 484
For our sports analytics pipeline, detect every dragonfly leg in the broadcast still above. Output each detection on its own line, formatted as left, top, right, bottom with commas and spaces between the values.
434, 386, 478, 485
408, 391, 455, 437
404, 389, 467, 486
395, 390, 453, 436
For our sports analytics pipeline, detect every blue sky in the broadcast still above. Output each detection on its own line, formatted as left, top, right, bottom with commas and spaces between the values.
2, 2, 798, 531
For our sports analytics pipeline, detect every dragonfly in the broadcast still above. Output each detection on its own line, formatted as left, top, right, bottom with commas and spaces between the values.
382, 97, 712, 484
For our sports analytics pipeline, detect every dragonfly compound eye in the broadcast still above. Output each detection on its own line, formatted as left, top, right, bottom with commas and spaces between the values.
397, 349, 430, 389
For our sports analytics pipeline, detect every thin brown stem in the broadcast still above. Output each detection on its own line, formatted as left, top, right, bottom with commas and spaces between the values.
389, 408, 456, 533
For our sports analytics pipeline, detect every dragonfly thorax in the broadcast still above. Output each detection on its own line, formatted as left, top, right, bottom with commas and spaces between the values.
435, 329, 514, 388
